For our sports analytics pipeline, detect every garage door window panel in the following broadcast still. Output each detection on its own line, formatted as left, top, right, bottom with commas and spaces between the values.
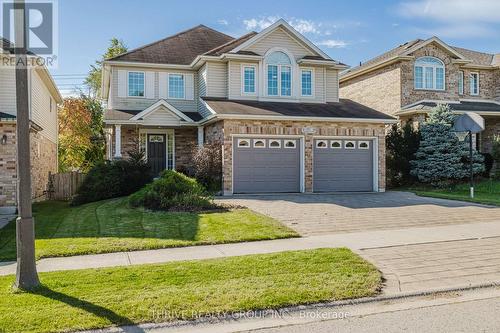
344, 141, 356, 149
331, 140, 342, 149
316, 140, 328, 148
358, 141, 370, 149
253, 139, 266, 148
284, 140, 297, 148
238, 139, 250, 148
269, 140, 281, 148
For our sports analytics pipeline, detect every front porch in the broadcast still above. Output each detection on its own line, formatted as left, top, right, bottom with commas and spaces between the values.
105, 125, 198, 175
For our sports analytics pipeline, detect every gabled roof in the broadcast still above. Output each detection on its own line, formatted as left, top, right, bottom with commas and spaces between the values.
231, 19, 335, 62
108, 25, 234, 65
399, 100, 500, 116
130, 99, 194, 122
341, 37, 498, 81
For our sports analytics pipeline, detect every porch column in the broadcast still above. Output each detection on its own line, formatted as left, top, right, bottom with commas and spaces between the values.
197, 126, 204, 147
114, 124, 122, 158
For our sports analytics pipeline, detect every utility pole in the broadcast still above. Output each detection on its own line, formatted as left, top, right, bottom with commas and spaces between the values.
14, 0, 40, 289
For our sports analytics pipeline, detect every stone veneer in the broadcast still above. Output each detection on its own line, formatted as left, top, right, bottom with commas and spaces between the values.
217, 119, 386, 194
0, 121, 57, 206
481, 117, 500, 153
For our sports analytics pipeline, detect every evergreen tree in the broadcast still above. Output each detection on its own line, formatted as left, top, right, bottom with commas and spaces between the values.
410, 104, 484, 185
386, 122, 420, 187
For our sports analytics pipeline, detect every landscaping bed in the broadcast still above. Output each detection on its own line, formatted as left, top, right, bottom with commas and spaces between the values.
0, 197, 298, 261
408, 180, 500, 206
0, 248, 381, 333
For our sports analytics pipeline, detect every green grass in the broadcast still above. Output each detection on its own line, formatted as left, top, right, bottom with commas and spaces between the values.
408, 179, 500, 206
0, 198, 298, 261
0, 248, 381, 333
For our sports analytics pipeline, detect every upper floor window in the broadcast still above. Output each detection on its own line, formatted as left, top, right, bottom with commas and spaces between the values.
414, 57, 445, 91
128, 71, 145, 97
169, 74, 185, 99
458, 71, 464, 95
470, 72, 479, 96
243, 66, 256, 94
301, 69, 312, 96
266, 51, 292, 97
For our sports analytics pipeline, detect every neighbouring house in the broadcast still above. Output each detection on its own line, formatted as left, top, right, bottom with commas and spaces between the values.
0, 39, 62, 207
102, 19, 395, 195
340, 36, 500, 153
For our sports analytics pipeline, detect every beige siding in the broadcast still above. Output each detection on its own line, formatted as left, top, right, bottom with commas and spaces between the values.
0, 67, 16, 116
31, 70, 58, 143
340, 63, 402, 116
197, 64, 211, 117
206, 62, 227, 98
325, 69, 339, 102
245, 27, 315, 60
111, 66, 198, 113
141, 105, 183, 126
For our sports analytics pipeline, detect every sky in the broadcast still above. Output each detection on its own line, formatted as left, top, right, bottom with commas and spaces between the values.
52, 0, 500, 96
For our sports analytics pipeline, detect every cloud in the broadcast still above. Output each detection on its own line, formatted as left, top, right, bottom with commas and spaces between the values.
415, 23, 495, 38
217, 19, 229, 26
397, 0, 500, 22
316, 39, 348, 48
243, 16, 324, 34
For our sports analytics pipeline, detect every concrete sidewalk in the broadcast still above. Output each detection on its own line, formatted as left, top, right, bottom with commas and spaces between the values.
1, 220, 500, 278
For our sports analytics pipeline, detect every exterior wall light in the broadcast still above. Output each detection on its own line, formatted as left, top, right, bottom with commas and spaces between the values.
1, 134, 7, 145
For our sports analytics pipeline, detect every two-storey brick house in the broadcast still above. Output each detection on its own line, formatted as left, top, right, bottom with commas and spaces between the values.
102, 20, 395, 195
340, 37, 500, 153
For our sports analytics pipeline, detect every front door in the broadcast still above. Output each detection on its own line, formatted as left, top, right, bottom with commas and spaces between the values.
147, 134, 166, 176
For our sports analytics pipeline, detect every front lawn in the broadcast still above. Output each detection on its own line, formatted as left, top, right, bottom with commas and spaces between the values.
0, 198, 298, 261
409, 179, 500, 206
0, 248, 382, 333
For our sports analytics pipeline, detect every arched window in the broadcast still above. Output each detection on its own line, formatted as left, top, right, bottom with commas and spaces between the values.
414, 57, 445, 90
266, 51, 292, 97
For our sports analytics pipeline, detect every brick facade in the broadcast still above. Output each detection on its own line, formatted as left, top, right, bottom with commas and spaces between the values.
0, 122, 17, 206
215, 119, 386, 194
0, 122, 57, 206
340, 41, 500, 154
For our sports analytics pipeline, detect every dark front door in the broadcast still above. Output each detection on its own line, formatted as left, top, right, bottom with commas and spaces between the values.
147, 134, 166, 176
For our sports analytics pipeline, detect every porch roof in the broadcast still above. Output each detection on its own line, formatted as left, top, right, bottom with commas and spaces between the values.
104, 109, 203, 122
202, 97, 395, 120
399, 100, 500, 116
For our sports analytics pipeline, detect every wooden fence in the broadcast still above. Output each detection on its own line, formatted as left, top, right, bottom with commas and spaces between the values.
47, 172, 85, 201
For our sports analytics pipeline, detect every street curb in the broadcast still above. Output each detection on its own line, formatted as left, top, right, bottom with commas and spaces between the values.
81, 281, 500, 333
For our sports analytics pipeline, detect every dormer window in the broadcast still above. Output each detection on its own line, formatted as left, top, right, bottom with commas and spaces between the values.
266, 51, 292, 97
414, 57, 445, 91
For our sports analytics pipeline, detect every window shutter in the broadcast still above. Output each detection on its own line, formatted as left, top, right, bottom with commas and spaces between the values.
184, 73, 194, 100
117, 70, 127, 97
145, 72, 156, 99
159, 72, 168, 99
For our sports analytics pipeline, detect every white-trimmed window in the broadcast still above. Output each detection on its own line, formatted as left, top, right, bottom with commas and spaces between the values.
128, 71, 145, 97
284, 140, 297, 148
344, 141, 356, 149
458, 71, 464, 95
238, 139, 250, 148
331, 140, 342, 149
358, 141, 370, 149
470, 72, 479, 96
253, 139, 266, 148
301, 69, 313, 96
267, 51, 292, 97
168, 74, 185, 99
269, 139, 281, 148
316, 140, 328, 148
243, 66, 256, 94
414, 57, 445, 91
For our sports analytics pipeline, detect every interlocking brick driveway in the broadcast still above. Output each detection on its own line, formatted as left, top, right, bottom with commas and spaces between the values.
361, 237, 500, 292
218, 192, 500, 236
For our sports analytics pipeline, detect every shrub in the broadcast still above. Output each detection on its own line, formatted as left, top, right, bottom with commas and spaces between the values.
72, 149, 152, 206
481, 153, 494, 178
129, 170, 215, 211
190, 142, 223, 192
386, 123, 420, 187
410, 104, 484, 186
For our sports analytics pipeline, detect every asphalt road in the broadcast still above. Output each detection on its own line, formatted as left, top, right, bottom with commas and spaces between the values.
246, 296, 500, 333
